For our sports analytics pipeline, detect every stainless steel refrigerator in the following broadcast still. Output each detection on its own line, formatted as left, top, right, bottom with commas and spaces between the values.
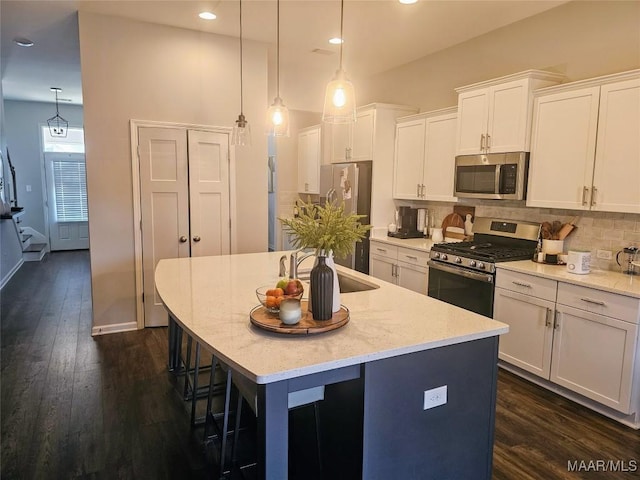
319, 161, 372, 274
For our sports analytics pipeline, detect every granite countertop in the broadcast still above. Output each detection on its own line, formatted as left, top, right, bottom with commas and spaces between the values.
497, 260, 640, 299
155, 251, 507, 384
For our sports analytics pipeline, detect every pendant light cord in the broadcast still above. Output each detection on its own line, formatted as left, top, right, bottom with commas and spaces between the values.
239, 0, 244, 115
276, 0, 280, 99
339, 0, 344, 70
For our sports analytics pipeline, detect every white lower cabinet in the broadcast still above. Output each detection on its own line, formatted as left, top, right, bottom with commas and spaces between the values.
369, 240, 429, 295
494, 269, 640, 415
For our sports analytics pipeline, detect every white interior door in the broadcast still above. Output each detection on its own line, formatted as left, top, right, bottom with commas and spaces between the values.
187, 130, 231, 257
44, 152, 90, 251
139, 127, 190, 327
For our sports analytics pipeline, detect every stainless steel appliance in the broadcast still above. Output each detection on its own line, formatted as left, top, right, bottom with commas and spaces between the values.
320, 161, 372, 274
388, 206, 423, 239
616, 246, 639, 275
428, 218, 540, 317
454, 152, 529, 200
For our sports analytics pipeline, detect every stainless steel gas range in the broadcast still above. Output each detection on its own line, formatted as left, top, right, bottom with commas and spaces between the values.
427, 218, 540, 318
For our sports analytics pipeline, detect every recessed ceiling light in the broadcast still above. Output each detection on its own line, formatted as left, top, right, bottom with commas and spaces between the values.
399, 0, 419, 4
13, 37, 34, 47
328, 37, 343, 45
199, 11, 217, 20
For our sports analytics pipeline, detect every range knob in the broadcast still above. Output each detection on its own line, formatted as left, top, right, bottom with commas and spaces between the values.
455, 257, 462, 264
477, 262, 485, 270
441, 254, 448, 261
469, 260, 477, 267
434, 252, 441, 259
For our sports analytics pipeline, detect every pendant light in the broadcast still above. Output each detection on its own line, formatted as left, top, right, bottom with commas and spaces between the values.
322, 0, 356, 124
232, 0, 251, 146
47, 87, 69, 137
266, 0, 290, 137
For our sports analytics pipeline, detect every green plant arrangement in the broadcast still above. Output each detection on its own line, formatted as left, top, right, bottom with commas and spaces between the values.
279, 200, 372, 259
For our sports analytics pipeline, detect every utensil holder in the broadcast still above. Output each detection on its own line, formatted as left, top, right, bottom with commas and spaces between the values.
542, 239, 564, 254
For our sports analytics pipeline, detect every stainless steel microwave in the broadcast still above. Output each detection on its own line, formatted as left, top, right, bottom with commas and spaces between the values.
454, 152, 529, 200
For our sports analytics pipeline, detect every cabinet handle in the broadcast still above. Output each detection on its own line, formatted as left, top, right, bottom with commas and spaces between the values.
480, 134, 486, 151
391, 264, 396, 277
417, 183, 421, 197
421, 184, 426, 197
553, 310, 560, 330
545, 308, 552, 327
580, 298, 606, 306
582, 186, 589, 206
486, 134, 491, 150
512, 281, 532, 288
405, 255, 418, 260
179, 236, 188, 243
193, 235, 201, 242
376, 248, 387, 253
591, 186, 597, 206
346, 147, 352, 160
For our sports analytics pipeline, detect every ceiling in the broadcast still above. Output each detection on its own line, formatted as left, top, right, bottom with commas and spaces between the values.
1, 0, 568, 109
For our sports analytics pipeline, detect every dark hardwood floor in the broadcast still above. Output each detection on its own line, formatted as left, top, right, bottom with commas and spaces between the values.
1, 251, 638, 479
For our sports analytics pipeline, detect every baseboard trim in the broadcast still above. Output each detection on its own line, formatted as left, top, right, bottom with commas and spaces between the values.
1, 258, 25, 290
91, 321, 139, 336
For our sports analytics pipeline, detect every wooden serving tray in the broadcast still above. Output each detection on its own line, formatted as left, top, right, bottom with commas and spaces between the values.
250, 301, 349, 335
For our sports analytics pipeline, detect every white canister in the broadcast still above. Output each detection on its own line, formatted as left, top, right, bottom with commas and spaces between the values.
431, 228, 444, 243
567, 250, 591, 275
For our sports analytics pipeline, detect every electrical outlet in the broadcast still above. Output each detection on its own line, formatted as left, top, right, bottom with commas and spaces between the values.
26, 185, 32, 192
423, 385, 447, 410
597, 250, 612, 260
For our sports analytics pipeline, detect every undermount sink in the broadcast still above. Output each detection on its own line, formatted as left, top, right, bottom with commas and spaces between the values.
298, 270, 379, 293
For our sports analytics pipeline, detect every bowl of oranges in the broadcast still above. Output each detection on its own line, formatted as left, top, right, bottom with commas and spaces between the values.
256, 280, 304, 314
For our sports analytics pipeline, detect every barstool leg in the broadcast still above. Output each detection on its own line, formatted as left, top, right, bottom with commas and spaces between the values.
230, 390, 244, 466
190, 342, 202, 427
183, 335, 193, 400
219, 368, 233, 478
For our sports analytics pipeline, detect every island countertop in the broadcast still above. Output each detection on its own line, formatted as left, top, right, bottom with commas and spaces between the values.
155, 251, 508, 384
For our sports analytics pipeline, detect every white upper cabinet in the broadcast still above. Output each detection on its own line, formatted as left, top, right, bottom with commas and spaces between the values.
455, 70, 563, 155
527, 70, 640, 213
393, 108, 457, 201
297, 125, 321, 194
592, 78, 640, 213
328, 107, 375, 163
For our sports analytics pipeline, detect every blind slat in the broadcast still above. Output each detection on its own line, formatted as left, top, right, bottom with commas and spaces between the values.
52, 160, 88, 222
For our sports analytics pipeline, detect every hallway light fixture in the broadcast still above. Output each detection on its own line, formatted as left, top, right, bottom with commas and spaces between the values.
47, 87, 69, 138
232, 0, 251, 146
265, 0, 289, 137
322, 0, 356, 124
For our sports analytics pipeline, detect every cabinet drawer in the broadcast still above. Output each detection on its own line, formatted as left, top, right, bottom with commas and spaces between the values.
370, 241, 398, 261
397, 247, 429, 267
557, 283, 640, 324
496, 269, 557, 302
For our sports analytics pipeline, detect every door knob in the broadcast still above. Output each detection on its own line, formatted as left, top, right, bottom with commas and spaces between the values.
193, 236, 201, 242
179, 236, 187, 243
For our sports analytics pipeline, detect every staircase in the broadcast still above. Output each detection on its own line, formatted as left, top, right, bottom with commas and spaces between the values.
20, 229, 47, 262
12, 212, 47, 262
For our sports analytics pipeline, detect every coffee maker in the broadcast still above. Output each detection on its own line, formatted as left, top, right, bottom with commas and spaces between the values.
388, 206, 424, 239
616, 246, 639, 275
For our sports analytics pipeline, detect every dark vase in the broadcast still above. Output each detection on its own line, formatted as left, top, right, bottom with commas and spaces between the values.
310, 255, 334, 321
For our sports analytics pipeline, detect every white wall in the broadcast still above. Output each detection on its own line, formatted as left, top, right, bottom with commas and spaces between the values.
360, 1, 640, 111
4, 100, 84, 236
78, 12, 269, 330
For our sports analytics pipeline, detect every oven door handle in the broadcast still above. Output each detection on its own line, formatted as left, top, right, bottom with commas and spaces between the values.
428, 260, 494, 283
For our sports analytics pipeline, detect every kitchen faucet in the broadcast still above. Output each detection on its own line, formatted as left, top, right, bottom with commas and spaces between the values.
288, 249, 316, 279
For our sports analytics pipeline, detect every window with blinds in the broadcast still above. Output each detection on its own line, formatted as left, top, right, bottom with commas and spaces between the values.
52, 160, 88, 222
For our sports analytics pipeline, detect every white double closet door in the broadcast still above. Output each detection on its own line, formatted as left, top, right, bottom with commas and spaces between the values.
138, 126, 230, 327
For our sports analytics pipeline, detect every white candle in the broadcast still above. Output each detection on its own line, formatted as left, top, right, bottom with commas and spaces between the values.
279, 298, 302, 325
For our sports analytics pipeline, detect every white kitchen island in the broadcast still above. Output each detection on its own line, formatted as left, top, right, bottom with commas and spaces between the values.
155, 251, 508, 479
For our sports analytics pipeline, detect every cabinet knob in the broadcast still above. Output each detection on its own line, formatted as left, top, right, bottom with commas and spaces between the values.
179, 236, 188, 243
193, 236, 201, 242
